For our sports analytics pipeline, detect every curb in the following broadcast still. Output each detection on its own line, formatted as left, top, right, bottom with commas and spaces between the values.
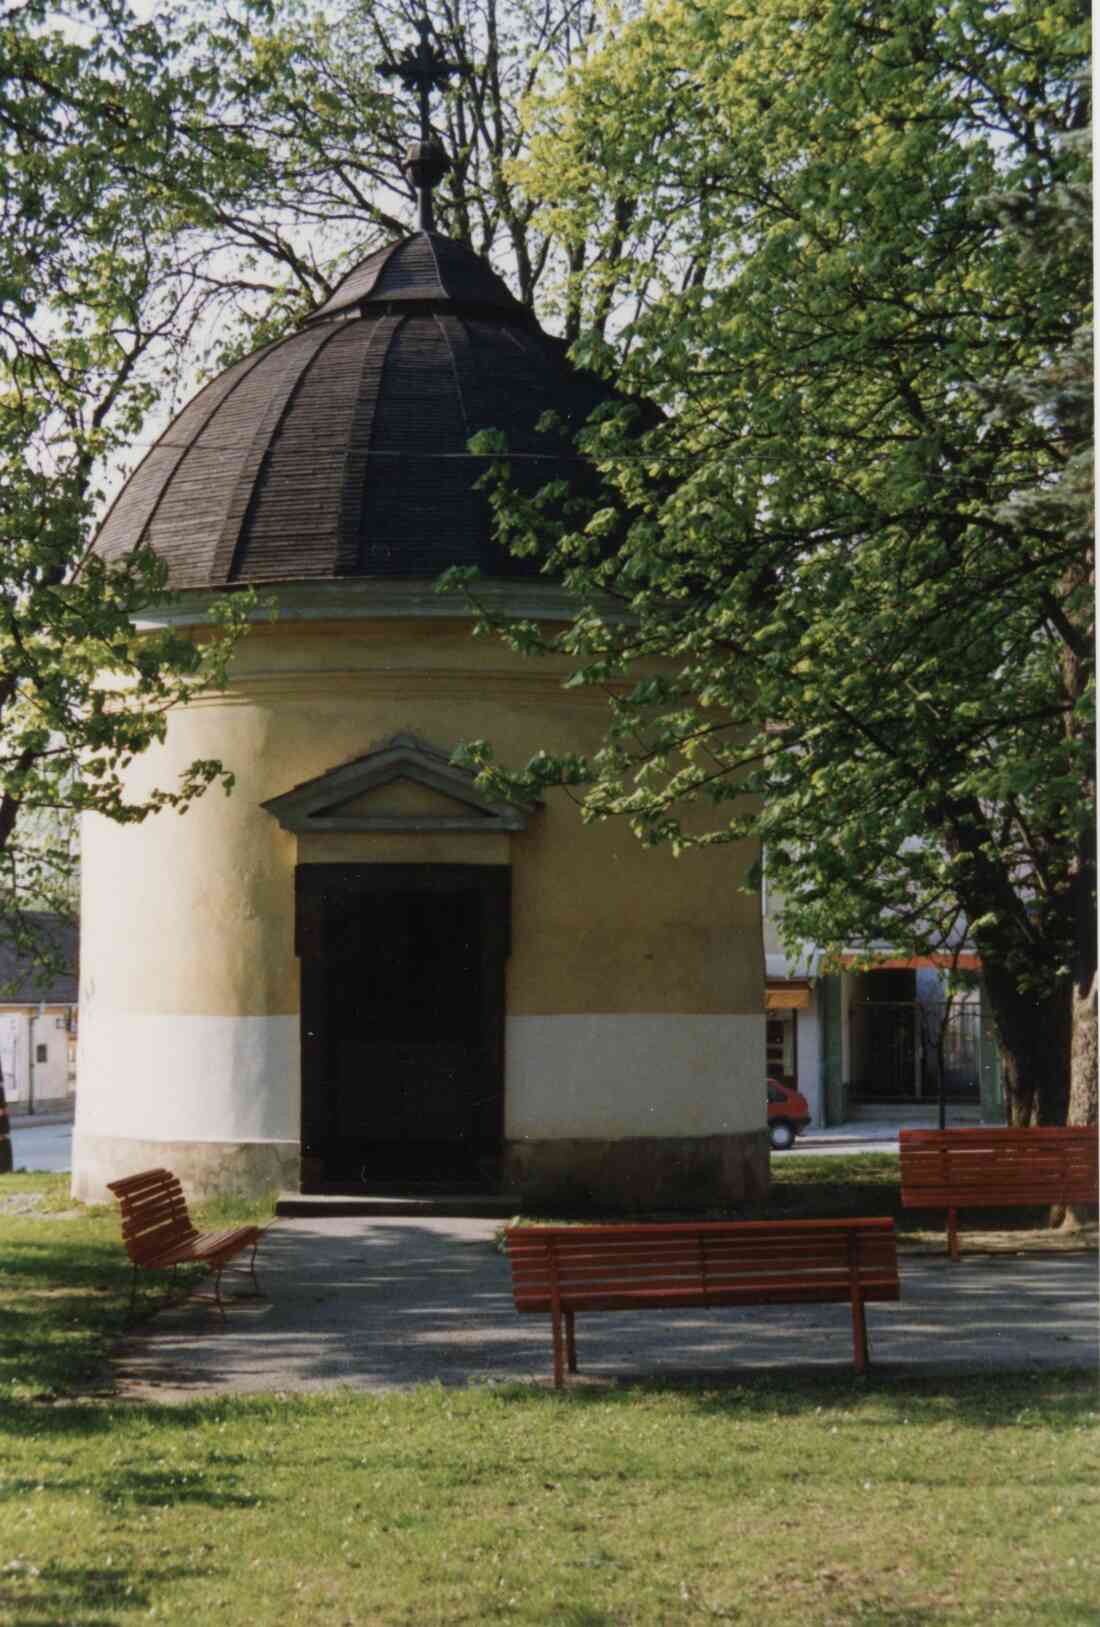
798, 1136, 901, 1147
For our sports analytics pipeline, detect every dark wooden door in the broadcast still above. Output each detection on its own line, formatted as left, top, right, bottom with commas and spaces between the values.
297, 865, 509, 1186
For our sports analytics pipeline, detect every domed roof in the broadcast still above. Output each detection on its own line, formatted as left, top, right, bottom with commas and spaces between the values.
307, 229, 531, 323
96, 231, 612, 588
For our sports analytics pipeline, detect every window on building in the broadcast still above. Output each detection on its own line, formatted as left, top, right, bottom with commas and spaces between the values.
766, 1012, 797, 1084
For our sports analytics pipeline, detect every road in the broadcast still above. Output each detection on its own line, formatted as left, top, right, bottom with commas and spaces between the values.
8, 1117, 73, 1174
5, 1119, 901, 1177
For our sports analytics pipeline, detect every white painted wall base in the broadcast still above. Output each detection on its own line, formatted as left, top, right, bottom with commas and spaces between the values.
505, 1013, 765, 1139
74, 1013, 299, 1143
73, 1011, 767, 1199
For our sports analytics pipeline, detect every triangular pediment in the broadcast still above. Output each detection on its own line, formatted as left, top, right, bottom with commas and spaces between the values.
261, 733, 538, 834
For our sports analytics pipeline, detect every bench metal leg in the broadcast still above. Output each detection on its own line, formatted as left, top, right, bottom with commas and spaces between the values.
947, 1208, 960, 1262
243, 1238, 264, 1297
565, 1309, 577, 1374
209, 1264, 227, 1322
850, 1288, 869, 1375
551, 1304, 566, 1389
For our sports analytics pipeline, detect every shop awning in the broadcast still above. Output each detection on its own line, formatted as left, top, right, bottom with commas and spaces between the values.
765, 980, 812, 1010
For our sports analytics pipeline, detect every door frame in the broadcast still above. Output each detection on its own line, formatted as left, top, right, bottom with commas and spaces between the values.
295, 863, 511, 1187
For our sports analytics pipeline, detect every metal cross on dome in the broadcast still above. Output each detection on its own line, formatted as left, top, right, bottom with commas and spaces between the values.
378, 15, 458, 145
377, 15, 458, 229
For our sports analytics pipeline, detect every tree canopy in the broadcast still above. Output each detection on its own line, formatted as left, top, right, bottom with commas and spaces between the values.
0, 0, 263, 975
0, 0, 623, 978
1, 0, 1091, 1121
453, 0, 1094, 1123
151, 0, 618, 361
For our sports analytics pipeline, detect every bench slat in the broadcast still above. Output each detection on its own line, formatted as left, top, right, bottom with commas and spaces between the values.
141, 1225, 262, 1270
509, 1217, 895, 1241
514, 1284, 901, 1316
509, 1254, 898, 1291
107, 1169, 266, 1317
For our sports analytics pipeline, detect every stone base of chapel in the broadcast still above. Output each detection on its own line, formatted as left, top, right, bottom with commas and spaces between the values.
73, 1129, 769, 1211
503, 1130, 769, 1211
71, 1132, 301, 1205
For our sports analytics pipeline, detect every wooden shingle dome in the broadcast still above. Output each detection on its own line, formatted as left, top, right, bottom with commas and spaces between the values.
95, 230, 611, 588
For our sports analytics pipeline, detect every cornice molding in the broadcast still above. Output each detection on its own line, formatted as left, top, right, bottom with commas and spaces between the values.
135, 577, 626, 631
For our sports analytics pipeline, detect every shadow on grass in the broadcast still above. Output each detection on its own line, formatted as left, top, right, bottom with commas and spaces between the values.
0, 1232, 127, 1287
0, 1463, 266, 1512
480, 1364, 1097, 1432
0, 1396, 230, 1441
0, 1283, 182, 1398
0, 1560, 211, 1623
1021, 1604, 1100, 1626
105, 1462, 266, 1510
0, 1220, 212, 1396
742, 1181, 904, 1223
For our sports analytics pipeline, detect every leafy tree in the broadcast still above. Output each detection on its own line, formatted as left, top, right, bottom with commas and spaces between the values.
0, 0, 626, 986
0, 0, 259, 978
453, 0, 1094, 1125
169, 0, 635, 359
977, 133, 1095, 1128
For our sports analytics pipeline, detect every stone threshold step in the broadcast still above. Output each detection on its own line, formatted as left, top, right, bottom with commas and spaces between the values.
276, 1191, 522, 1219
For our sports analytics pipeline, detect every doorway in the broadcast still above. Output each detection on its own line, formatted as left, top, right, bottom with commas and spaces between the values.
296, 864, 510, 1187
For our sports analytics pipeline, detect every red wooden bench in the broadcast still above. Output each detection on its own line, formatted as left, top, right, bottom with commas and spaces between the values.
899, 1127, 1098, 1261
107, 1168, 266, 1319
505, 1217, 899, 1387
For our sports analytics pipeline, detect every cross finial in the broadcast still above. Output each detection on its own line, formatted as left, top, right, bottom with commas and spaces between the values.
378, 16, 459, 230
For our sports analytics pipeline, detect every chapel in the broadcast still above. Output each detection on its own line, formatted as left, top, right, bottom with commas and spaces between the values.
71, 79, 765, 1208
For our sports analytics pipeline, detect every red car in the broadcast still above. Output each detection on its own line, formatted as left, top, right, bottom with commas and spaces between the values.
767, 1079, 811, 1150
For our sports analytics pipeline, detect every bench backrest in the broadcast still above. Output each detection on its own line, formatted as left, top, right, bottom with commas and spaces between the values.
106, 1168, 199, 1266
899, 1127, 1098, 1206
505, 1218, 898, 1312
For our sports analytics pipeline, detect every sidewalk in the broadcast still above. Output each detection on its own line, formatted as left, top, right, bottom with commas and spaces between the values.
799, 1121, 904, 1146
112, 1212, 1099, 1403
6, 1107, 74, 1127
795, 1115, 985, 1151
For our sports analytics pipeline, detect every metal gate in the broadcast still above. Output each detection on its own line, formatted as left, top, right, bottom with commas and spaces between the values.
849, 1000, 981, 1103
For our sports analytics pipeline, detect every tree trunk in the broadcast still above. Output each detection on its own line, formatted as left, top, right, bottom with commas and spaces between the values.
980, 965, 1071, 1126
1067, 839, 1098, 1127
1056, 822, 1098, 1228
942, 794, 1075, 1124
0, 1077, 11, 1176
1067, 969, 1098, 1125
1060, 951, 1097, 1232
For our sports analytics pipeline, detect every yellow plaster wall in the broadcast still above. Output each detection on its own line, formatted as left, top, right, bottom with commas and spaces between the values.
80, 614, 762, 1022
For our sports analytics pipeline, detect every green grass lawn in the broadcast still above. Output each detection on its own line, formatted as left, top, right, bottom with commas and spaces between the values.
2, 1375, 1096, 1625
1, 1166, 1097, 1626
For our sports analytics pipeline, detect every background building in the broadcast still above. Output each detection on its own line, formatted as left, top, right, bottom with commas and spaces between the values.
763, 893, 1004, 1127
0, 914, 79, 1113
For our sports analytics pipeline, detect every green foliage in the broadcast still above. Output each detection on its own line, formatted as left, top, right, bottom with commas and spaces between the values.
0, 1, 271, 966
164, 0, 621, 360
0, 0, 649, 981
470, 0, 1093, 1119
